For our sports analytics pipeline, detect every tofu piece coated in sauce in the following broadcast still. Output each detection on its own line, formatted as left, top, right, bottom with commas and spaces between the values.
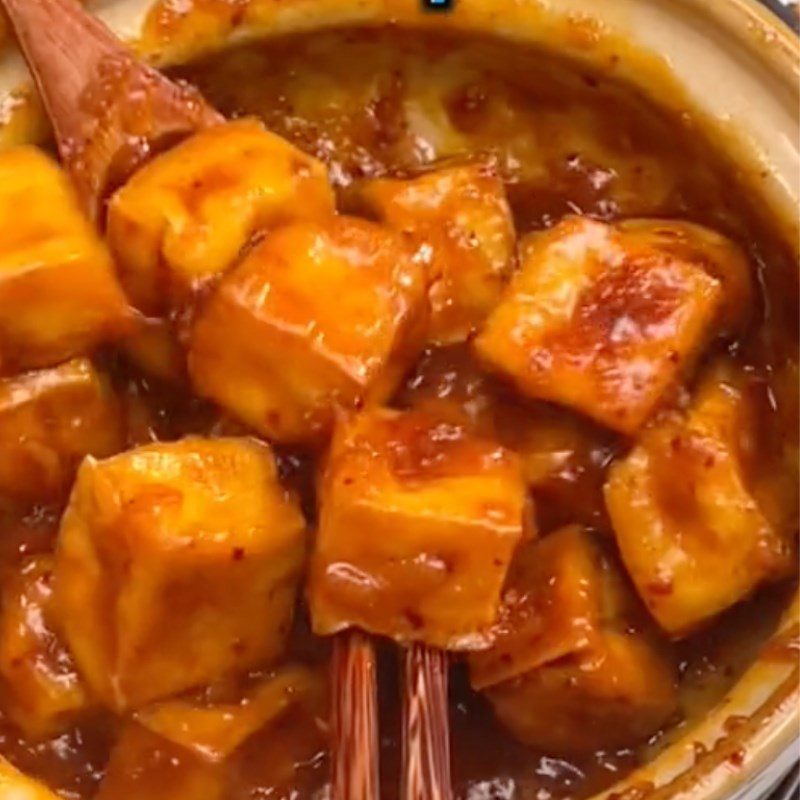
473, 527, 677, 754
308, 408, 529, 650
135, 664, 324, 762
616, 219, 753, 338
350, 164, 515, 344
54, 438, 307, 711
474, 216, 723, 433
189, 216, 428, 445
0, 358, 124, 505
469, 525, 608, 690
0, 555, 90, 739
485, 629, 677, 755
107, 118, 335, 316
605, 360, 795, 637
0, 147, 132, 374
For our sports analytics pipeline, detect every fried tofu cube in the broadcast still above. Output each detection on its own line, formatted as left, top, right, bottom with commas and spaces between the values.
617, 219, 753, 338
350, 165, 515, 343
107, 119, 335, 316
474, 217, 722, 433
605, 361, 793, 637
54, 438, 307, 711
97, 724, 224, 800
470, 526, 609, 690
485, 630, 677, 754
189, 217, 428, 445
0, 359, 124, 504
0, 147, 132, 374
135, 665, 323, 762
0, 556, 90, 739
308, 409, 528, 650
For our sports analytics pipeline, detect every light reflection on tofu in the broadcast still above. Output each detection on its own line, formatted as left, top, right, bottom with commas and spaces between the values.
308, 408, 529, 650
0, 556, 90, 739
350, 164, 515, 343
604, 361, 794, 637
617, 219, 753, 338
107, 119, 335, 316
189, 217, 428, 445
474, 217, 722, 433
485, 630, 678, 755
54, 438, 307, 711
0, 147, 132, 374
469, 525, 608, 690
96, 723, 224, 800
0, 359, 124, 504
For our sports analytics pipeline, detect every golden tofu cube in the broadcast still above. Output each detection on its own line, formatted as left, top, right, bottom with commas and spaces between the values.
189, 217, 428, 445
0, 147, 132, 374
617, 219, 753, 337
54, 437, 307, 711
470, 526, 610, 690
107, 119, 335, 316
0, 358, 124, 504
486, 630, 678, 754
350, 165, 515, 343
0, 556, 90, 739
135, 665, 323, 762
605, 361, 793, 637
474, 217, 722, 433
308, 409, 529, 650
97, 723, 224, 800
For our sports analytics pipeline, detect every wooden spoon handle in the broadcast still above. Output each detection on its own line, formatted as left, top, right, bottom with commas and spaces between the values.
331, 630, 380, 800
0, 0, 223, 221
401, 644, 453, 800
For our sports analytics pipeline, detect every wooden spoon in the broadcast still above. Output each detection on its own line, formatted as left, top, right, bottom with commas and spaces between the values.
402, 644, 453, 800
331, 630, 379, 799
0, 0, 223, 223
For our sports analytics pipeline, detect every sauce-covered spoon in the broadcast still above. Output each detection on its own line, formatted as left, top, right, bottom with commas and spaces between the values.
0, 0, 223, 223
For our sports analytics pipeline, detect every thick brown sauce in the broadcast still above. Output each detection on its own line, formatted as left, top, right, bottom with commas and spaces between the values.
0, 26, 796, 800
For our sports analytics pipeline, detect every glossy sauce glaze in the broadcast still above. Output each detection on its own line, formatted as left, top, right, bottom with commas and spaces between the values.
0, 25, 795, 800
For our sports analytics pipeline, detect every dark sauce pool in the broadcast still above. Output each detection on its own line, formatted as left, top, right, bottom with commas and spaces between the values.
0, 25, 796, 800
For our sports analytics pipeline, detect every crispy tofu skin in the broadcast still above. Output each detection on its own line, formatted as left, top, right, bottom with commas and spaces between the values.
0, 147, 132, 374
605, 361, 795, 637
469, 525, 606, 690
617, 219, 753, 338
96, 724, 224, 800
107, 119, 335, 317
485, 630, 677, 755
135, 665, 323, 762
307, 408, 528, 650
0, 359, 124, 504
474, 217, 722, 434
188, 217, 428, 445
53, 438, 307, 711
0, 556, 89, 739
350, 165, 515, 343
